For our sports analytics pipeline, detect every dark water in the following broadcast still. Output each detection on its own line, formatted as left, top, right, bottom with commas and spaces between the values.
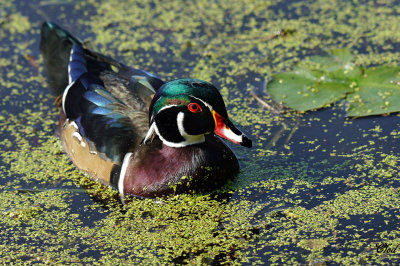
1, 0, 400, 264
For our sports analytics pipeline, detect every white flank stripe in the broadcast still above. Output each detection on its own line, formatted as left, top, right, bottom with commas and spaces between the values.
119, 152, 133, 194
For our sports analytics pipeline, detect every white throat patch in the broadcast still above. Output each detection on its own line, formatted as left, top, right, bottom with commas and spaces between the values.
145, 112, 205, 148
176, 112, 205, 146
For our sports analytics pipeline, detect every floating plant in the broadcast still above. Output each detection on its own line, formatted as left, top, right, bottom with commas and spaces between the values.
267, 48, 400, 117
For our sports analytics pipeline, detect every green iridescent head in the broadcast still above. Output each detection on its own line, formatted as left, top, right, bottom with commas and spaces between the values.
149, 79, 228, 119
144, 78, 252, 148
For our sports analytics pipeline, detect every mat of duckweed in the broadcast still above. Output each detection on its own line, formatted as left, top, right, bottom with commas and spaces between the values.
1, 0, 400, 264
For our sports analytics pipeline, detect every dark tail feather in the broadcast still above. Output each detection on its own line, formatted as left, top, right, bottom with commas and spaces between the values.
40, 21, 162, 100
40, 22, 81, 95
40, 21, 116, 95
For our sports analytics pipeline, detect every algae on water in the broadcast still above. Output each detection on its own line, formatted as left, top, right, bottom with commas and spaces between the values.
1, 0, 400, 264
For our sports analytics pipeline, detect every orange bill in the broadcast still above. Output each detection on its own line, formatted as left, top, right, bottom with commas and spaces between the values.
212, 111, 252, 148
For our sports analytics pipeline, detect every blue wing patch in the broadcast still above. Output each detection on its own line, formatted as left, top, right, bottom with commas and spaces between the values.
68, 44, 87, 83
62, 43, 149, 163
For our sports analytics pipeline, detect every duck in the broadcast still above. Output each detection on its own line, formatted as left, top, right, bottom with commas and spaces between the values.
40, 22, 252, 198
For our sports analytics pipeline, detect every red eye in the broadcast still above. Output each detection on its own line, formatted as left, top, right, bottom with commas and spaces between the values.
188, 103, 202, 113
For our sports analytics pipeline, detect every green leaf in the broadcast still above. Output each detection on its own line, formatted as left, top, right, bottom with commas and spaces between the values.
267, 67, 353, 112
267, 48, 400, 117
347, 66, 400, 116
309, 48, 353, 72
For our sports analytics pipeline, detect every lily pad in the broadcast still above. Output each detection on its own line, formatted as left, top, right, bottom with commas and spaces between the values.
267, 67, 352, 111
309, 48, 353, 72
267, 49, 400, 117
347, 66, 400, 116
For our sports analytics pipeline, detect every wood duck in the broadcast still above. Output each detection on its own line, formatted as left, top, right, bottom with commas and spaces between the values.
40, 22, 252, 198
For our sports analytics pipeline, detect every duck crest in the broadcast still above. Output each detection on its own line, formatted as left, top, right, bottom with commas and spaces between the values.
40, 21, 252, 198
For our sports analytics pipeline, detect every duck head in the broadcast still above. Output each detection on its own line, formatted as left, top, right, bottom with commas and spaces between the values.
144, 78, 252, 148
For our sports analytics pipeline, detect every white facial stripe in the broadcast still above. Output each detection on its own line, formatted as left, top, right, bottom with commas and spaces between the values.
119, 152, 133, 194
189, 95, 213, 111
149, 104, 179, 138
152, 115, 204, 148
153, 122, 185, 147
176, 112, 205, 145
150, 104, 179, 123
158, 104, 179, 112
220, 127, 243, 144
152, 104, 207, 147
